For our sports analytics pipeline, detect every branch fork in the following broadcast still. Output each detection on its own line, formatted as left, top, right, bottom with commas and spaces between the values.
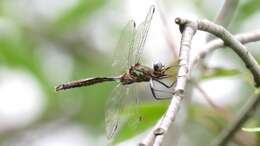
140, 16, 260, 146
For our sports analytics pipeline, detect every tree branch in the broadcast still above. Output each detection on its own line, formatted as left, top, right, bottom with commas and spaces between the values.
212, 93, 260, 146
192, 80, 258, 146
206, 0, 240, 41
195, 19, 260, 87
157, 1, 178, 59
140, 18, 197, 146
139, 118, 163, 146
214, 0, 239, 27
140, 17, 260, 146
192, 30, 260, 68
178, 18, 260, 146
192, 80, 220, 110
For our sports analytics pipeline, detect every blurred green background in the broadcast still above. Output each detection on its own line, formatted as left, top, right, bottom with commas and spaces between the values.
0, 0, 259, 146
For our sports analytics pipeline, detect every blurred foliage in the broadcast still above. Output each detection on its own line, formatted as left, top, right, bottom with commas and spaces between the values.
235, 0, 260, 24
188, 104, 260, 146
112, 101, 168, 144
199, 67, 240, 80
193, 0, 215, 20
51, 0, 107, 34
0, 0, 110, 133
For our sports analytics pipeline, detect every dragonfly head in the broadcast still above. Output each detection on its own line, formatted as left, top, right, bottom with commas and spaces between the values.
153, 62, 164, 72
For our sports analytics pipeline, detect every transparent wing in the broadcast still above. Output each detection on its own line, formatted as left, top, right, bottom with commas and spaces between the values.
123, 84, 141, 130
112, 5, 155, 71
131, 5, 155, 65
105, 84, 139, 140
112, 20, 136, 72
105, 84, 126, 139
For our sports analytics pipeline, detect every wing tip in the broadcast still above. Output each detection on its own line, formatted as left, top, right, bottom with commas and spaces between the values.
150, 5, 156, 14
146, 5, 156, 20
128, 19, 136, 28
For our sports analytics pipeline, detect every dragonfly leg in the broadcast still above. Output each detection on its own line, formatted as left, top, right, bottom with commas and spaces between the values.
150, 80, 159, 100
149, 79, 175, 100
153, 78, 176, 88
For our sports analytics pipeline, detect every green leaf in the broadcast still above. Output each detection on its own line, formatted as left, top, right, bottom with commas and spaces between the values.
242, 127, 260, 132
200, 67, 240, 80
111, 101, 169, 145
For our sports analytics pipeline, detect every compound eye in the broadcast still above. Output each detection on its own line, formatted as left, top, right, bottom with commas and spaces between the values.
153, 64, 158, 71
153, 63, 163, 71
158, 63, 163, 68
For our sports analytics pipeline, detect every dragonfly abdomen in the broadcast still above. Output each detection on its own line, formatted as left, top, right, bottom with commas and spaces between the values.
56, 77, 119, 91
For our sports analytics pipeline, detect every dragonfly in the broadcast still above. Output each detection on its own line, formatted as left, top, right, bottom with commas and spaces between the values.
55, 5, 176, 140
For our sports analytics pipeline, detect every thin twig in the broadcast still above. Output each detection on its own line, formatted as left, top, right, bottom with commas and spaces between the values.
206, 0, 239, 41
192, 30, 260, 68
195, 19, 260, 87
141, 1, 240, 144
153, 19, 197, 146
139, 117, 163, 146
192, 81, 258, 146
178, 18, 260, 146
157, 2, 178, 59
141, 17, 260, 145
192, 81, 257, 146
214, 0, 239, 27
212, 93, 260, 146
192, 80, 220, 110
140, 18, 197, 146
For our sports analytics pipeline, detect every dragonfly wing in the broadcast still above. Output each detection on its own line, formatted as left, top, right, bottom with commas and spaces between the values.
105, 84, 140, 140
112, 20, 136, 72
126, 84, 141, 130
105, 84, 126, 139
112, 5, 155, 71
131, 5, 155, 65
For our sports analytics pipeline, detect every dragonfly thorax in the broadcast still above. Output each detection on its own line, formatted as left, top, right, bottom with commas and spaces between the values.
120, 63, 167, 85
